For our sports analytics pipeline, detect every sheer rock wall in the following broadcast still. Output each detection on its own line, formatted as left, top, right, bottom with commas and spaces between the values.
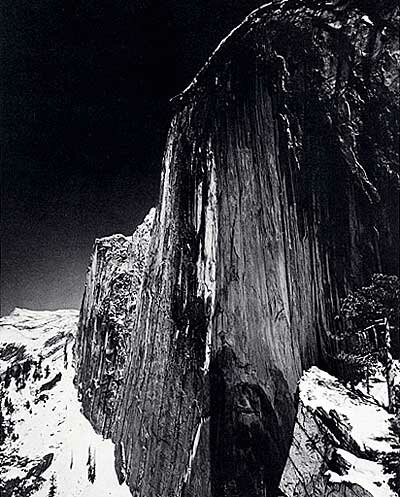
74, 209, 155, 437
76, 2, 399, 496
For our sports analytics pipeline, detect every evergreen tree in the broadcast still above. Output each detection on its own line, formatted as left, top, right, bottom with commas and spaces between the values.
3, 370, 11, 389
48, 474, 57, 497
337, 273, 399, 409
340, 273, 399, 349
64, 341, 68, 369
5, 398, 14, 415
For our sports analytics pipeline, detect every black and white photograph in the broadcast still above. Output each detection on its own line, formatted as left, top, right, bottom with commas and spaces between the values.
1, 1, 399, 496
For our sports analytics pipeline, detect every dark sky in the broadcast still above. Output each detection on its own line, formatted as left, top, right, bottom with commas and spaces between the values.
1, 0, 262, 315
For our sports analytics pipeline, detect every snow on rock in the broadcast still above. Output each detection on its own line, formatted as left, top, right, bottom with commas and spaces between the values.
355, 362, 400, 409
0, 308, 79, 371
279, 366, 399, 497
0, 308, 132, 497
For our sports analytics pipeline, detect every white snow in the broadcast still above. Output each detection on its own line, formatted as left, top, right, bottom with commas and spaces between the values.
281, 366, 399, 497
327, 448, 394, 497
197, 144, 218, 375
183, 418, 204, 484
301, 366, 396, 454
0, 308, 132, 497
361, 14, 374, 26
31, 346, 132, 497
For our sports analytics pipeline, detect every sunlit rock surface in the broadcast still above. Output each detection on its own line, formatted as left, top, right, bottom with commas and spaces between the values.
74, 2, 399, 496
280, 367, 399, 497
74, 208, 155, 437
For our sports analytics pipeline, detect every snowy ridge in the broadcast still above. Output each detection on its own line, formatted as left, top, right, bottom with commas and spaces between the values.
0, 308, 79, 372
0, 309, 132, 497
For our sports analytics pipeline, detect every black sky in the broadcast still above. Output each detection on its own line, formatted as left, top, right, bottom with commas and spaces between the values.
1, 0, 262, 315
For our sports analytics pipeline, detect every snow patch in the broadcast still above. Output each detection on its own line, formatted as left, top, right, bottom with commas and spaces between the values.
280, 366, 398, 497
183, 418, 204, 484
327, 449, 394, 497
301, 367, 395, 454
196, 144, 218, 375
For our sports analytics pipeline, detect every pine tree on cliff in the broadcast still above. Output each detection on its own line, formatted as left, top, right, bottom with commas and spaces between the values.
338, 273, 399, 408
340, 274, 399, 338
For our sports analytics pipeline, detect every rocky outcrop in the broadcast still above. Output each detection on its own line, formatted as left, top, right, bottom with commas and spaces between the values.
74, 208, 155, 437
75, 2, 399, 496
280, 367, 399, 497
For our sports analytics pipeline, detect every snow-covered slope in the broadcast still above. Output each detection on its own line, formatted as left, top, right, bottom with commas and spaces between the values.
0, 308, 78, 372
280, 367, 400, 497
0, 308, 132, 497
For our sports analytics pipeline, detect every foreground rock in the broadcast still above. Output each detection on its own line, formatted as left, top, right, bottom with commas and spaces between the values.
75, 2, 399, 496
280, 367, 399, 497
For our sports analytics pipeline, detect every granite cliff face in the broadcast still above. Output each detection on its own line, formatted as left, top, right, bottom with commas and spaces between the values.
75, 2, 399, 496
74, 209, 155, 437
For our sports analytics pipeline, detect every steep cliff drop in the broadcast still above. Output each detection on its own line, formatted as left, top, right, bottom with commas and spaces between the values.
75, 2, 399, 496
74, 208, 155, 437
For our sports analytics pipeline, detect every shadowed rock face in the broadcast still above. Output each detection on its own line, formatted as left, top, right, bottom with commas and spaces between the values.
75, 2, 398, 496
